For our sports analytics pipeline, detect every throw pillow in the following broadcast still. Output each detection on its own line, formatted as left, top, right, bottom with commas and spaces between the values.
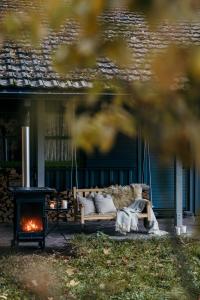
77, 194, 95, 215
94, 193, 117, 214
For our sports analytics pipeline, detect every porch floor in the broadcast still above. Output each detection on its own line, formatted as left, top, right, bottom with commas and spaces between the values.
0, 217, 199, 250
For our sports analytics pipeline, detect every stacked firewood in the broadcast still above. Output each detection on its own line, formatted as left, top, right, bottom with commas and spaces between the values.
0, 170, 14, 223
0, 168, 22, 223
0, 173, 10, 222
59, 190, 75, 221
46, 190, 75, 222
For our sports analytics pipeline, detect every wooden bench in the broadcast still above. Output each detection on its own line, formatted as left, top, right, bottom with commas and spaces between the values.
73, 187, 152, 229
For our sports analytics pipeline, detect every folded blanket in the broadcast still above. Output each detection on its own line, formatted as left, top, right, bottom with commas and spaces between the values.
115, 199, 145, 234
115, 199, 160, 235
148, 205, 160, 234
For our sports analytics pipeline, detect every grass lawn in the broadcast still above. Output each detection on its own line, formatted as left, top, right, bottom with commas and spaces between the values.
0, 234, 200, 300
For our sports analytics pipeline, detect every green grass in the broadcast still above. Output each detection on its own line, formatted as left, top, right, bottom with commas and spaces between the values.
0, 235, 200, 300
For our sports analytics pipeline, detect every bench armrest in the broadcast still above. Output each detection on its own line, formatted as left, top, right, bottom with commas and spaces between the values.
73, 196, 82, 221
80, 203, 85, 224
73, 196, 85, 223
146, 200, 152, 222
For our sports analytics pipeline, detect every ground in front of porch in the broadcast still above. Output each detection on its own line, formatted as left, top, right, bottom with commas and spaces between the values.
0, 220, 200, 300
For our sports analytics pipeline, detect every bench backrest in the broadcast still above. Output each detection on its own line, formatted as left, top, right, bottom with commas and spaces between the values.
73, 185, 151, 211
73, 187, 104, 199
73, 186, 150, 199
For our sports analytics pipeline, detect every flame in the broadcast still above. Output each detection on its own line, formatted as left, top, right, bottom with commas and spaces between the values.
20, 217, 43, 232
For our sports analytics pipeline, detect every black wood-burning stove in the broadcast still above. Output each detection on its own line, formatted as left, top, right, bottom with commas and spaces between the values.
10, 187, 54, 249
9, 123, 55, 249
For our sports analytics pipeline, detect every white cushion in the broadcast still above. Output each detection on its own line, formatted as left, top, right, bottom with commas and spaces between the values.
94, 193, 117, 214
77, 195, 95, 215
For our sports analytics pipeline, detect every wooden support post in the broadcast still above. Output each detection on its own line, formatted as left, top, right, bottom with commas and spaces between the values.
175, 159, 183, 227
37, 100, 45, 187
194, 167, 200, 215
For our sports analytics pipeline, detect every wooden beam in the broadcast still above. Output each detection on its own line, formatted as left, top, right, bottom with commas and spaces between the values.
37, 100, 45, 187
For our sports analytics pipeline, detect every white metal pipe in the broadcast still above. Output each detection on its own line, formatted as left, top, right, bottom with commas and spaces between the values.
22, 126, 30, 188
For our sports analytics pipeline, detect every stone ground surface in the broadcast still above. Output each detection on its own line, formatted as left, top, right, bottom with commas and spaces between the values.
0, 216, 199, 251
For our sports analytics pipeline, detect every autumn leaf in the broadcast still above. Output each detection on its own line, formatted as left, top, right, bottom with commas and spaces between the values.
3, 12, 45, 44
66, 267, 76, 276
68, 279, 79, 287
151, 45, 187, 90
99, 283, 105, 289
121, 257, 129, 264
71, 105, 135, 153
46, 0, 70, 29
103, 39, 132, 68
31, 279, 38, 287
0, 295, 8, 300
103, 248, 111, 255
52, 44, 96, 73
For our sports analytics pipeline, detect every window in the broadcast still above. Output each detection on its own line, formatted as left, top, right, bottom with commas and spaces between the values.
0, 114, 21, 162
45, 102, 72, 162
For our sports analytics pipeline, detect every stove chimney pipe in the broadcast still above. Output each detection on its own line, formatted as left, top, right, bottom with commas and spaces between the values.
22, 126, 30, 188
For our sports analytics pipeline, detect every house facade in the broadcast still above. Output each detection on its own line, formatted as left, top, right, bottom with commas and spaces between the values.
0, 1, 200, 223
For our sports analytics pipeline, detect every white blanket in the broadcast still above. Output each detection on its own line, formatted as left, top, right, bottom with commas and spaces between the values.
115, 199, 161, 235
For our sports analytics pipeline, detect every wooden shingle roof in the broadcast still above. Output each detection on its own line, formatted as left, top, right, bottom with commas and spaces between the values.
0, 0, 200, 90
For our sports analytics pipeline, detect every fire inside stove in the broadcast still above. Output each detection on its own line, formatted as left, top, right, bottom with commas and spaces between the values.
20, 217, 43, 232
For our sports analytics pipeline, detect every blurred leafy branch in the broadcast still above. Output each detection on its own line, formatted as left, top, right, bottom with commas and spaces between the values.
0, 2, 200, 299
1, 0, 200, 166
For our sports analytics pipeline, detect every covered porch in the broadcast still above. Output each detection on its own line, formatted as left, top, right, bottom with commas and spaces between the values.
0, 95, 200, 235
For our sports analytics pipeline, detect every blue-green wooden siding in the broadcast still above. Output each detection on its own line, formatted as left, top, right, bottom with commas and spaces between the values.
86, 134, 137, 168
149, 154, 190, 211
149, 152, 175, 209
86, 134, 138, 184
45, 135, 138, 190
45, 167, 137, 190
